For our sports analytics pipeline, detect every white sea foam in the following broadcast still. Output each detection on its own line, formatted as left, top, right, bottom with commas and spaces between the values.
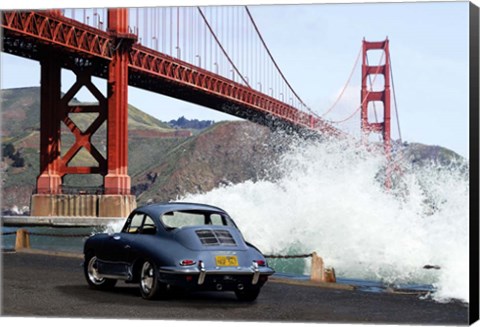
180, 135, 469, 303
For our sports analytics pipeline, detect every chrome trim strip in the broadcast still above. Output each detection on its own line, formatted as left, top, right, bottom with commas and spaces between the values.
157, 267, 274, 275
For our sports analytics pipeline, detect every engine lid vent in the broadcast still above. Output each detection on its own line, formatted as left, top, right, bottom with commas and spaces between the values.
196, 229, 236, 246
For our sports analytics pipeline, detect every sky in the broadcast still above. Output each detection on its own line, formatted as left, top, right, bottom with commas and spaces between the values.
0, 0, 474, 158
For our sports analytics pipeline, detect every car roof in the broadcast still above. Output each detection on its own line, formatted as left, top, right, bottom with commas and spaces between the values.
134, 202, 228, 218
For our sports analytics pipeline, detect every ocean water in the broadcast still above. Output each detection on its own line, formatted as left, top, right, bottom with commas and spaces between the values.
179, 135, 469, 303
1, 226, 99, 252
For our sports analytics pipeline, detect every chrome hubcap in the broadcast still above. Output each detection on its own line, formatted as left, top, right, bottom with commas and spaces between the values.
87, 256, 104, 285
141, 261, 155, 293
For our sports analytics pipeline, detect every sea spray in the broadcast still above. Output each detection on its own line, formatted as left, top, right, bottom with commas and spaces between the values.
180, 135, 469, 303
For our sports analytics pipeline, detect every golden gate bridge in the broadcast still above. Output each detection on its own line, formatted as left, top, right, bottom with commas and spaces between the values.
1, 6, 401, 217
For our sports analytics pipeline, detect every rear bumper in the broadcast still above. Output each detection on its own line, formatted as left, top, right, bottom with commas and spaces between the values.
158, 263, 274, 287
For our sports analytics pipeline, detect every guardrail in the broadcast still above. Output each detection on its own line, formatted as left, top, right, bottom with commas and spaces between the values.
2, 216, 124, 227
3, 228, 337, 283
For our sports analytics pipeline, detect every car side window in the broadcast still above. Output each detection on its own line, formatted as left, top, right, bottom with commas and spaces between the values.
140, 215, 157, 235
125, 213, 145, 234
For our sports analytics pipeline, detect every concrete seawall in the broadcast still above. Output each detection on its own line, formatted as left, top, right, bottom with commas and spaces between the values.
2, 215, 124, 227
3, 215, 339, 284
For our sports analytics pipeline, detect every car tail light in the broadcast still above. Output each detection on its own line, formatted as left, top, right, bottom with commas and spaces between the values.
255, 260, 266, 266
186, 276, 193, 282
180, 259, 196, 266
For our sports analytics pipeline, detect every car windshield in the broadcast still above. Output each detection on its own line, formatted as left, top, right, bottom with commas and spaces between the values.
161, 210, 231, 229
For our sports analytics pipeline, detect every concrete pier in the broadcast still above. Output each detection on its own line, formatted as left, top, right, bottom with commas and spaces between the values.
30, 194, 136, 218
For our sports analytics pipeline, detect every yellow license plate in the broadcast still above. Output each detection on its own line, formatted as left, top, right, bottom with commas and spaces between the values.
215, 255, 238, 267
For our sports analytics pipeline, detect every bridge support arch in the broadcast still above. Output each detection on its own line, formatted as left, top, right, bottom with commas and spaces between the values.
31, 8, 137, 217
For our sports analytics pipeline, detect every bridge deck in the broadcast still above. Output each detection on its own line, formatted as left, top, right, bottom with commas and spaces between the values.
1, 10, 342, 135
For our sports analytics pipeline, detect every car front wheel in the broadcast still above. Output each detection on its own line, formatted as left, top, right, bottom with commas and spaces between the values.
84, 254, 117, 290
235, 286, 261, 302
139, 260, 167, 300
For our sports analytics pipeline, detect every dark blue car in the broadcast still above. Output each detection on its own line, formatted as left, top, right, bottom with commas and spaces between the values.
83, 202, 274, 301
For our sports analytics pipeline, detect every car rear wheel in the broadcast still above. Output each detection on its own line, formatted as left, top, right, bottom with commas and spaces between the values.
235, 286, 261, 302
139, 260, 167, 300
84, 254, 117, 290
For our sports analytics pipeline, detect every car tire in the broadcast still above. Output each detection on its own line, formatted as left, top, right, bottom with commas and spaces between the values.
84, 253, 117, 290
234, 287, 261, 302
139, 260, 167, 300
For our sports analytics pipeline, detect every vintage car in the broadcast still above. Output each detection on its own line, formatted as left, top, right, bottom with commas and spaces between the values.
83, 202, 274, 301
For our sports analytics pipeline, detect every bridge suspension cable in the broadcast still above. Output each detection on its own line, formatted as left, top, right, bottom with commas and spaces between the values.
62, 7, 376, 134
244, 6, 311, 111
389, 52, 402, 143
328, 45, 386, 124
197, 7, 250, 87
320, 45, 362, 117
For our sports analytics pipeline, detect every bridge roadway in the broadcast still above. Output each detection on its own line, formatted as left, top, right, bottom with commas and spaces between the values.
2, 251, 468, 324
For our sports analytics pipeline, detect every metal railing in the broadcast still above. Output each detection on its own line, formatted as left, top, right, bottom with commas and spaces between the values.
3, 229, 337, 283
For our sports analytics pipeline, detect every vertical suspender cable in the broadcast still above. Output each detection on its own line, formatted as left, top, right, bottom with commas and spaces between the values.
205, 7, 208, 71
189, 8, 192, 63
236, 7, 239, 80
177, 7, 180, 58
225, 7, 228, 75
162, 8, 166, 53
215, 7, 218, 74
197, 6, 250, 86
254, 16, 256, 86
246, 10, 249, 83
389, 52, 402, 143
185, 8, 188, 62
153, 9, 156, 49
170, 8, 172, 53
234, 7, 238, 76
245, 6, 313, 113
184, 8, 187, 62
241, 9, 245, 80
145, 8, 148, 47
135, 8, 139, 37
159, 8, 161, 51
195, 8, 198, 65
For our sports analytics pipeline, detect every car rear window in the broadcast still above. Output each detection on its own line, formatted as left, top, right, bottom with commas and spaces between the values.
161, 210, 229, 229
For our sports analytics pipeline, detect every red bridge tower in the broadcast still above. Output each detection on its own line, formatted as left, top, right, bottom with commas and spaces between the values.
361, 38, 392, 188
31, 9, 137, 217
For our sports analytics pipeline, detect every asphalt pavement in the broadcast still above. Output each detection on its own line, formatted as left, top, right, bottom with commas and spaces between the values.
1, 251, 469, 324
